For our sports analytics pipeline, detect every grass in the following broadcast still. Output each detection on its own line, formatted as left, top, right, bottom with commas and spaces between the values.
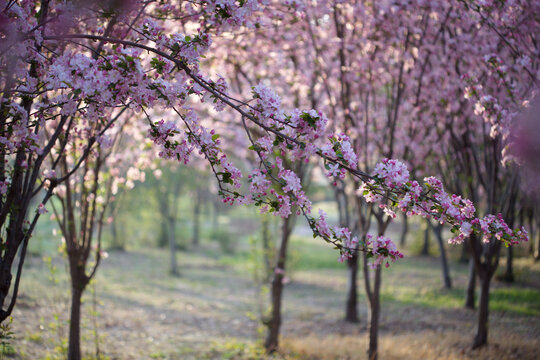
9, 216, 540, 359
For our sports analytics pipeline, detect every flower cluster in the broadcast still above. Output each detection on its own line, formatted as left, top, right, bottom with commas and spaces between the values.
361, 159, 528, 248
310, 210, 403, 266
320, 134, 358, 179
252, 83, 285, 125
366, 235, 403, 269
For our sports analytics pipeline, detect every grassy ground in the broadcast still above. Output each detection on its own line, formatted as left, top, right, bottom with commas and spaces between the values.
6, 224, 540, 359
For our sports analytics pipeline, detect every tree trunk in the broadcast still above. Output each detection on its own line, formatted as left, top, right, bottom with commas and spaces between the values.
212, 198, 219, 231
334, 182, 358, 323
502, 246, 514, 282
264, 216, 293, 353
532, 211, 539, 260
345, 252, 359, 322
261, 215, 272, 281
193, 191, 201, 247
108, 202, 124, 251
472, 274, 491, 349
432, 223, 452, 289
110, 217, 120, 249
465, 257, 476, 309
68, 285, 84, 360
367, 266, 381, 360
168, 217, 178, 276
459, 243, 469, 263
420, 220, 430, 255
158, 212, 169, 248
399, 213, 408, 247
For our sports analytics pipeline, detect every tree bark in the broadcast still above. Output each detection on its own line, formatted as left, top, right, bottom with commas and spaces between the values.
158, 208, 169, 248
399, 213, 408, 247
420, 220, 430, 255
345, 252, 359, 322
334, 182, 358, 323
533, 231, 540, 261
432, 223, 452, 289
465, 257, 476, 309
265, 216, 293, 353
529, 211, 540, 261
68, 285, 84, 360
261, 215, 272, 281
472, 275, 491, 349
502, 246, 514, 282
367, 266, 382, 360
459, 242, 469, 263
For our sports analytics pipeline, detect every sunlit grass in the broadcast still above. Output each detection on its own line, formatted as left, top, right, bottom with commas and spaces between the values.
15, 218, 540, 359
280, 330, 540, 360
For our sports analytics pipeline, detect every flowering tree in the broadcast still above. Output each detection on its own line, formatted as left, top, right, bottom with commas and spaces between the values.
48, 111, 147, 359
0, 3, 531, 360
212, 1, 537, 356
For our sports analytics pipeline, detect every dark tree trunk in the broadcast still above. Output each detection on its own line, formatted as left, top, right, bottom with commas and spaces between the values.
459, 243, 468, 263
158, 213, 169, 248
345, 252, 359, 322
502, 246, 514, 282
68, 284, 84, 360
265, 216, 293, 353
367, 266, 382, 360
526, 206, 538, 260
261, 215, 272, 281
472, 275, 491, 349
399, 213, 408, 247
334, 182, 358, 323
532, 211, 539, 260
465, 257, 476, 309
432, 223, 452, 289
420, 220, 430, 255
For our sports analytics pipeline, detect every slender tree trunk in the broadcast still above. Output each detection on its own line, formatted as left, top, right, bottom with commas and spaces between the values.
158, 208, 169, 248
193, 191, 201, 246
68, 285, 84, 360
367, 267, 381, 360
109, 201, 124, 251
265, 216, 293, 353
334, 183, 358, 323
472, 274, 491, 349
399, 213, 408, 247
110, 217, 119, 249
459, 243, 468, 263
420, 220, 430, 255
533, 216, 540, 260
465, 257, 476, 309
502, 246, 514, 282
212, 198, 219, 231
261, 215, 272, 281
345, 252, 359, 322
432, 223, 452, 289
168, 217, 178, 276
